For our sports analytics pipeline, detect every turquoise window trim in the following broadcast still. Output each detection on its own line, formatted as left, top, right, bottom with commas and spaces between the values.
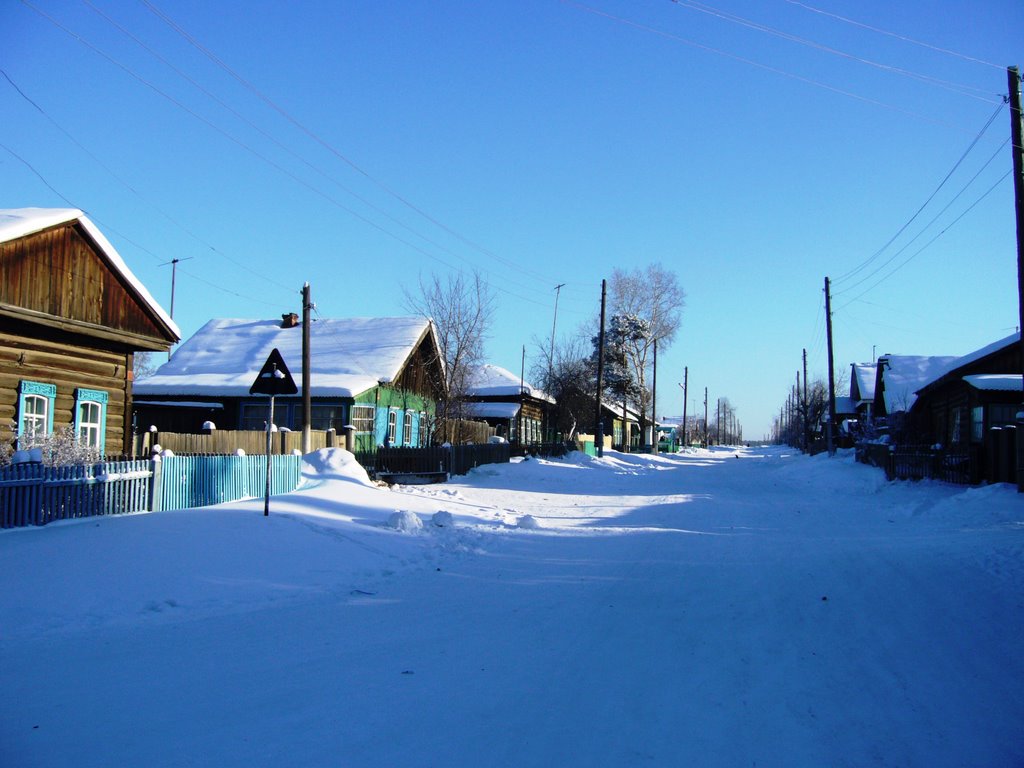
74, 388, 108, 451
18, 380, 56, 441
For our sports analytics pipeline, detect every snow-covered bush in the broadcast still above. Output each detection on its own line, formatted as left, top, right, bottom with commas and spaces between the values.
0, 425, 101, 467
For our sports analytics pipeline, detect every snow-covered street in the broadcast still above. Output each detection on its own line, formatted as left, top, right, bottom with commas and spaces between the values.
2, 447, 1022, 767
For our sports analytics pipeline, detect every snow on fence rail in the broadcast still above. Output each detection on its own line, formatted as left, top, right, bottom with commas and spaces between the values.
0, 455, 305, 528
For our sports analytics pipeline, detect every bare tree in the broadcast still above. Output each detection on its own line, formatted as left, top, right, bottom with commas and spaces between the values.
134, 351, 160, 380
609, 264, 685, 445
403, 270, 495, 443
531, 329, 595, 441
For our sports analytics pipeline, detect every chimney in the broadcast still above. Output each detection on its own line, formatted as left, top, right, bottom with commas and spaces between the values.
281, 312, 299, 328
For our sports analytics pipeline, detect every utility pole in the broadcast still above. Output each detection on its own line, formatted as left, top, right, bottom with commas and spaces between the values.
717, 398, 721, 446
549, 283, 565, 381
301, 282, 312, 455
651, 338, 658, 454
681, 366, 688, 448
703, 387, 708, 448
802, 348, 809, 450
594, 280, 607, 458
1007, 66, 1024, 415
796, 370, 802, 451
824, 277, 837, 455
161, 256, 193, 359
520, 344, 526, 447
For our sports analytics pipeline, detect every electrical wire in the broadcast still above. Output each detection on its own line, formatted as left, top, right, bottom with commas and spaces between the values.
18, 1, 565, 311
831, 101, 1005, 285
139, 0, 564, 289
836, 169, 1011, 310
562, 0, 986, 132
670, 0, 999, 103
834, 135, 1009, 296
784, 0, 1007, 71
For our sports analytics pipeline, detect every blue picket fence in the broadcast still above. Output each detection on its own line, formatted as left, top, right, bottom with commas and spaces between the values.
0, 460, 154, 528
0, 455, 305, 527
157, 454, 304, 511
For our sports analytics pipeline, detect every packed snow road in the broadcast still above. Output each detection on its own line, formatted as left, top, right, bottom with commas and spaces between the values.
1, 446, 1022, 767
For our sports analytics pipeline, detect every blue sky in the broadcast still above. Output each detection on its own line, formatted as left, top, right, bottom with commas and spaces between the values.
3, 0, 1021, 440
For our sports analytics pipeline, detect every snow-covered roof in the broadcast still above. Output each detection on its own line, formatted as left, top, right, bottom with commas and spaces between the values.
135, 317, 437, 398
878, 354, 960, 413
963, 374, 1023, 392
850, 363, 876, 403
0, 207, 180, 340
466, 364, 555, 403
464, 401, 521, 420
951, 332, 1020, 371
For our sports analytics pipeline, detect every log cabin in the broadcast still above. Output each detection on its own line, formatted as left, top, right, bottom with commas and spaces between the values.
0, 208, 179, 457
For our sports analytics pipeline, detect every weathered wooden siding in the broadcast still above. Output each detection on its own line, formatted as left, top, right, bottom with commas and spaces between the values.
0, 326, 131, 455
0, 222, 168, 345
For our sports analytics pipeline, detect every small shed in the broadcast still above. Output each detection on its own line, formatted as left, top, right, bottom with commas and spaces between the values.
0, 208, 179, 456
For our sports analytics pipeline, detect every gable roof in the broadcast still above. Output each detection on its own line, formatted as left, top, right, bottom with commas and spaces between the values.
850, 363, 876, 404
135, 316, 439, 398
912, 332, 1021, 402
466, 364, 555, 403
0, 207, 180, 341
875, 354, 960, 414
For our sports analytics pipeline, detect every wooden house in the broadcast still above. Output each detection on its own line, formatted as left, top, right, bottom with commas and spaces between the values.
908, 333, 1021, 455
463, 364, 556, 447
871, 353, 959, 438
134, 316, 445, 452
0, 208, 179, 456
849, 362, 877, 423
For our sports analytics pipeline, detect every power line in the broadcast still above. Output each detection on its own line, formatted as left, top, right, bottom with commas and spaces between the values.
17, 1, 562, 310
837, 169, 1012, 310
832, 101, 1006, 286
670, 0, 998, 103
562, 0, 988, 132
784, 0, 1007, 71
139, 0, 563, 289
835, 135, 1009, 296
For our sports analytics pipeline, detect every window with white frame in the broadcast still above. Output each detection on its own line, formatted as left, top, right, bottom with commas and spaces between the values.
18, 380, 56, 445
75, 388, 108, 450
351, 405, 375, 433
387, 410, 398, 444
404, 410, 414, 446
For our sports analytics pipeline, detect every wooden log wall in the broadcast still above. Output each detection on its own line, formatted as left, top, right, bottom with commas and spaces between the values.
0, 328, 131, 456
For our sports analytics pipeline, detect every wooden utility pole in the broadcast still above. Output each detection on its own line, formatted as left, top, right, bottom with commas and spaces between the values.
703, 387, 708, 447
594, 280, 607, 458
651, 338, 658, 454
682, 366, 688, 447
1007, 67, 1024, 408
549, 283, 565, 381
301, 282, 312, 455
802, 348, 809, 450
824, 277, 837, 455
162, 256, 193, 359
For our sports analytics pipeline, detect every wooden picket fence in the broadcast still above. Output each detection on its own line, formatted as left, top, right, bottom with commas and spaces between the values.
0, 460, 155, 528
157, 454, 303, 511
0, 454, 305, 528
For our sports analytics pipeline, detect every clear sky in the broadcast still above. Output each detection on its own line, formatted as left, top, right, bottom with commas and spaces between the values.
3, 0, 1021, 440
